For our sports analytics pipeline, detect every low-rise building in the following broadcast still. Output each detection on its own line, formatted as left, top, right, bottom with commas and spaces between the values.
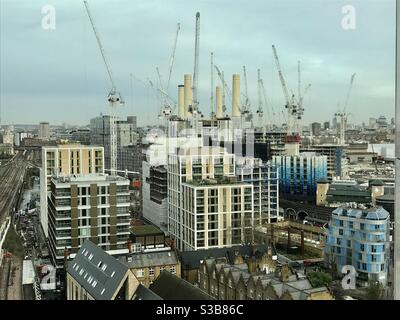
179, 244, 269, 284
198, 259, 334, 300
130, 224, 166, 250
66, 240, 140, 300
118, 249, 181, 287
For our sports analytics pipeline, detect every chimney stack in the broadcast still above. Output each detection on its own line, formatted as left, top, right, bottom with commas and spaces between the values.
232, 74, 241, 117
216, 86, 223, 118
184, 74, 193, 118
178, 85, 185, 118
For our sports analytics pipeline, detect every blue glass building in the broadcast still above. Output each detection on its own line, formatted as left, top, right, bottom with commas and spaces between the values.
272, 153, 328, 197
324, 207, 390, 287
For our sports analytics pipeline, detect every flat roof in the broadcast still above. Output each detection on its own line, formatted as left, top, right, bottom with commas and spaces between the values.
52, 174, 129, 185
22, 260, 35, 285
131, 224, 163, 236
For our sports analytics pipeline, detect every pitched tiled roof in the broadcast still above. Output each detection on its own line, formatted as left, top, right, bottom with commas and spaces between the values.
180, 245, 268, 270
131, 284, 163, 300
150, 271, 215, 300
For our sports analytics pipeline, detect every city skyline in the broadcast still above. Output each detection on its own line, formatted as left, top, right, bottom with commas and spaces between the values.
0, 0, 396, 126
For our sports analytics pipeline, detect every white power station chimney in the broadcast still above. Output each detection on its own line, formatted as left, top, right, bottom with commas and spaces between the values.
216, 86, 223, 118
184, 74, 193, 118
232, 74, 241, 117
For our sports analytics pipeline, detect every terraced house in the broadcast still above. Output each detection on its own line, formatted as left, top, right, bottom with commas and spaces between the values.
198, 258, 334, 300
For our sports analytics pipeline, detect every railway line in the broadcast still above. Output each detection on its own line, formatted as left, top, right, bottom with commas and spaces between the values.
0, 152, 29, 225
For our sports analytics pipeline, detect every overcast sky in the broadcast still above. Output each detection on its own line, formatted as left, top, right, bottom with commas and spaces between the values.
0, 0, 396, 127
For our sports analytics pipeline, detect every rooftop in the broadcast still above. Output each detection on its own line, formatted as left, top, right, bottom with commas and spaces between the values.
149, 271, 215, 300
131, 224, 164, 236
66, 240, 130, 300
52, 174, 128, 185
183, 176, 246, 187
119, 250, 179, 269
332, 207, 390, 221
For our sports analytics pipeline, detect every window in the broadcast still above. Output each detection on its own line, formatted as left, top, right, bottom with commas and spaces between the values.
111, 271, 115, 278
362, 263, 367, 271
136, 269, 144, 277
170, 265, 176, 274
149, 267, 155, 277
101, 288, 105, 295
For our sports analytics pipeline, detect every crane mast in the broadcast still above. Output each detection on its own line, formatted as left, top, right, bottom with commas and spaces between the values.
166, 23, 180, 92
272, 45, 296, 136
256, 69, 264, 129
335, 73, 356, 145
210, 52, 214, 118
242, 66, 251, 112
192, 12, 200, 110
83, 0, 123, 176
214, 65, 232, 100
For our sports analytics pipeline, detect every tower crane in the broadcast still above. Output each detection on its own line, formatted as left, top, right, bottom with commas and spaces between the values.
156, 23, 180, 119
166, 23, 180, 92
256, 69, 264, 129
214, 65, 231, 115
83, 0, 124, 176
258, 70, 276, 129
242, 66, 251, 113
210, 52, 214, 119
335, 73, 356, 145
192, 12, 200, 114
295, 61, 311, 135
272, 45, 298, 136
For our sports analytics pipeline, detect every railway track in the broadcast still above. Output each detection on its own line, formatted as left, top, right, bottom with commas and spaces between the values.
0, 152, 28, 225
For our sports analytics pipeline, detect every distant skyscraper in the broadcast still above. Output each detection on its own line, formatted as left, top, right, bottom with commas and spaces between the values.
90, 115, 138, 173
377, 115, 388, 129
369, 117, 377, 129
311, 122, 322, 136
323, 121, 330, 130
39, 122, 50, 140
332, 117, 338, 130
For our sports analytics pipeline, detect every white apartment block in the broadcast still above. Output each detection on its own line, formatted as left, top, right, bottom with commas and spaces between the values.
40, 145, 104, 237
48, 174, 131, 267
236, 157, 281, 224
168, 146, 255, 251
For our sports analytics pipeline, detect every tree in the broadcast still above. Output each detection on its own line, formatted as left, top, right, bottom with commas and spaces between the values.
366, 281, 384, 300
308, 271, 333, 288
